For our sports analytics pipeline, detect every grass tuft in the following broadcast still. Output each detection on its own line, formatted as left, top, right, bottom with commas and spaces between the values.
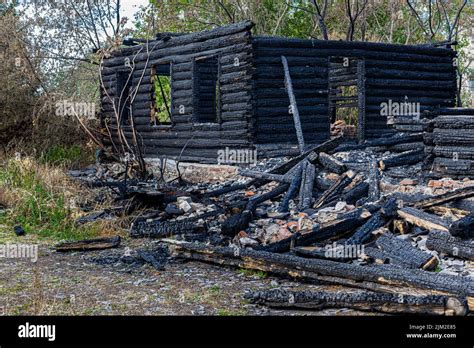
0, 156, 103, 241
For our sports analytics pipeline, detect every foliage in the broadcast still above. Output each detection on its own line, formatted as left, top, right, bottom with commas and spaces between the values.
0, 157, 100, 241
39, 145, 89, 167
153, 75, 172, 124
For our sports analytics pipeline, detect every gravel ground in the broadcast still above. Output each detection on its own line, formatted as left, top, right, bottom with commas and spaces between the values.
0, 238, 372, 316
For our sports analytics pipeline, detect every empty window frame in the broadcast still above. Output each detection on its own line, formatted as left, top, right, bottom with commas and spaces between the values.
151, 62, 172, 125
116, 71, 132, 125
194, 55, 220, 123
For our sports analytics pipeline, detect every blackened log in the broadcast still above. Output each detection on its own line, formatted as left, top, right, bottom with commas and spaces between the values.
434, 116, 474, 129
414, 186, 474, 209
433, 146, 474, 160
131, 218, 200, 238
449, 213, 474, 239
244, 288, 467, 316
335, 133, 423, 152
299, 161, 316, 210
381, 142, 424, 153
238, 170, 292, 183
368, 160, 380, 201
55, 236, 121, 252
137, 249, 167, 271
363, 246, 403, 265
346, 198, 397, 245
398, 207, 450, 232
166, 240, 474, 297
376, 231, 437, 270
254, 36, 455, 56
315, 152, 347, 174
426, 230, 474, 261
241, 136, 344, 189
379, 149, 425, 171
279, 163, 303, 213
432, 158, 474, 176
343, 181, 369, 205
282, 55, 305, 154
203, 182, 250, 198
221, 184, 289, 237
292, 245, 359, 261
314, 171, 355, 209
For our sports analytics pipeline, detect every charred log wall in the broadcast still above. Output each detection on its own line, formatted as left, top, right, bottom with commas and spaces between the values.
100, 21, 255, 163
426, 108, 474, 178
100, 22, 456, 162
252, 37, 456, 142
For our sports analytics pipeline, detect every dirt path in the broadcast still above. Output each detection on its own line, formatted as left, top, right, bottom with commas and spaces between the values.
0, 238, 371, 316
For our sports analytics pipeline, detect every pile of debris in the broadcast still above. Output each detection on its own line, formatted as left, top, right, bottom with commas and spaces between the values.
68, 127, 474, 316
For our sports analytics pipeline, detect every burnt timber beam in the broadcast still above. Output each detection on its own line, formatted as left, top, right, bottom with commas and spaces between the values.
244, 288, 467, 316
165, 240, 474, 298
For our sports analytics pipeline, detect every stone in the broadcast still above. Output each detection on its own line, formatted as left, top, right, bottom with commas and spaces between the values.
178, 200, 193, 213
239, 237, 259, 247
14, 225, 25, 236
334, 201, 347, 212
298, 213, 313, 232
165, 203, 183, 215
254, 208, 267, 218
177, 196, 192, 204
267, 211, 289, 219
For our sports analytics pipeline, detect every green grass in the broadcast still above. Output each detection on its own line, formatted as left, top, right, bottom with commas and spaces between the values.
237, 269, 267, 279
0, 158, 101, 241
39, 144, 86, 167
216, 308, 245, 316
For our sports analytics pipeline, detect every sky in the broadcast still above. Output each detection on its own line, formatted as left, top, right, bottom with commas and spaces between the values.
121, 0, 150, 28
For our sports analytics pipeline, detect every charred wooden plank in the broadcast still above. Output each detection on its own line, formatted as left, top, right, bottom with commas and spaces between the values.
55, 236, 121, 252
292, 245, 359, 261
432, 158, 474, 176
282, 55, 305, 154
343, 181, 369, 205
221, 184, 289, 237
376, 231, 437, 270
244, 288, 467, 316
398, 207, 450, 231
203, 182, 250, 198
449, 212, 474, 239
279, 163, 303, 213
166, 240, 474, 297
299, 161, 316, 210
238, 170, 292, 183
426, 230, 474, 261
379, 149, 425, 171
346, 198, 397, 245
368, 160, 380, 201
335, 133, 423, 152
315, 152, 347, 174
314, 171, 355, 209
414, 186, 474, 209
130, 209, 223, 238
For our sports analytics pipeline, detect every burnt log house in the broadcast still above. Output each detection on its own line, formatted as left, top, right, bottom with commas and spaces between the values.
100, 21, 457, 163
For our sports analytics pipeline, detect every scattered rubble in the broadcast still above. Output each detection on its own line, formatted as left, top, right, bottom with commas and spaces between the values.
66, 117, 474, 315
